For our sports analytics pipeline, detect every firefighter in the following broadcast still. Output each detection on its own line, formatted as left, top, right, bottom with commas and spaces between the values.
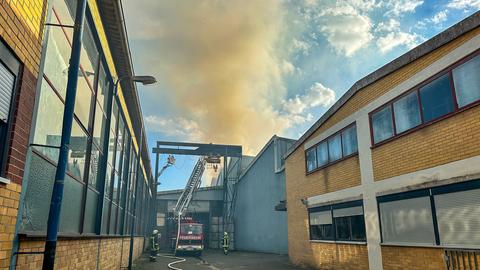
222, 232, 229, 255
150, 230, 160, 262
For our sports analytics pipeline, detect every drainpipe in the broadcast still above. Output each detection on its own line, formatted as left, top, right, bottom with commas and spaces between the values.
42, 0, 87, 268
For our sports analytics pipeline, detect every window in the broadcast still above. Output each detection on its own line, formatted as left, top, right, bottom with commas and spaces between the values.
0, 41, 20, 176
333, 206, 366, 241
378, 180, 480, 248
393, 91, 421, 134
328, 134, 342, 162
379, 195, 435, 245
342, 125, 358, 156
453, 55, 480, 107
419, 74, 454, 122
434, 187, 480, 247
306, 148, 316, 173
309, 201, 366, 242
316, 142, 328, 167
370, 51, 480, 146
305, 123, 358, 173
371, 106, 394, 144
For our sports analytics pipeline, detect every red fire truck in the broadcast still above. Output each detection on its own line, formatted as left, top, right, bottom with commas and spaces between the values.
171, 218, 204, 256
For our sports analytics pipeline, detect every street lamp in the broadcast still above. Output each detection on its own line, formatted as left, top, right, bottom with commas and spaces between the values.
115, 75, 157, 95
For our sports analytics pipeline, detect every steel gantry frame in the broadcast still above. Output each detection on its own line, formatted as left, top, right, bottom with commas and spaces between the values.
152, 141, 242, 249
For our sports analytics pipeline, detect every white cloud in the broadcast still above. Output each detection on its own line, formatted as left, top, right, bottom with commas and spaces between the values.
281, 82, 336, 126
281, 59, 296, 75
384, 0, 424, 16
318, 5, 373, 56
145, 115, 204, 141
376, 31, 421, 53
446, 0, 480, 10
430, 10, 448, 24
376, 18, 400, 32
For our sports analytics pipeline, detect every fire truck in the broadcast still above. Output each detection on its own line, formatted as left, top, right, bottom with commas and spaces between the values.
170, 217, 204, 256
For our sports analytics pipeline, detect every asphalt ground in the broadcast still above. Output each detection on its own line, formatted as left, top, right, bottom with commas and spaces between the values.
134, 249, 302, 270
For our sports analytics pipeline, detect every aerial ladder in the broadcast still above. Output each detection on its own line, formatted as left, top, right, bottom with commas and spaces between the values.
172, 157, 207, 254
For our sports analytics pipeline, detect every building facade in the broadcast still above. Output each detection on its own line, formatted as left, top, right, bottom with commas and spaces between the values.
234, 136, 294, 254
0, 0, 154, 269
285, 12, 480, 270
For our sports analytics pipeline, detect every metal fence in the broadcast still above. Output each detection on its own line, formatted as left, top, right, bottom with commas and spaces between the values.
445, 249, 480, 270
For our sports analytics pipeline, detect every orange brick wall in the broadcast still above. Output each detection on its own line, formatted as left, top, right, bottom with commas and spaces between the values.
373, 105, 480, 181
381, 246, 445, 270
285, 147, 361, 268
0, 183, 21, 268
15, 237, 144, 269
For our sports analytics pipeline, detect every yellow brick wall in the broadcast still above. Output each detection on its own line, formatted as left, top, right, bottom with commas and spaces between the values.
15, 237, 144, 269
381, 246, 445, 270
285, 147, 361, 268
373, 106, 480, 181
0, 0, 47, 75
0, 183, 21, 269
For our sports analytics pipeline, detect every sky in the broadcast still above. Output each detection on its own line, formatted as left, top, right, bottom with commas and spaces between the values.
122, 0, 479, 191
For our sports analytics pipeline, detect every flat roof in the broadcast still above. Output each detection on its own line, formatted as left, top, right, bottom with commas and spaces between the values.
285, 11, 480, 159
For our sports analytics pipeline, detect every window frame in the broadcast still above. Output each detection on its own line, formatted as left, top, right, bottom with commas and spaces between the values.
308, 200, 366, 243
0, 40, 21, 178
369, 49, 480, 148
305, 122, 358, 175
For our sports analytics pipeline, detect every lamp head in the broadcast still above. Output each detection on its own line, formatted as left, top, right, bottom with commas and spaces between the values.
131, 75, 157, 85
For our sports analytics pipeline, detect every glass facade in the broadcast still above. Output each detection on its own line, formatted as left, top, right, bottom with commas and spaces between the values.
22, 0, 152, 237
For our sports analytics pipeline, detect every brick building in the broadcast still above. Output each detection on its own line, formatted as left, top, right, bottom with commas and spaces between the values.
284, 12, 480, 270
0, 0, 154, 268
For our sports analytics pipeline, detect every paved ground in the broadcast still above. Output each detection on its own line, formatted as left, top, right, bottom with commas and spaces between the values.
134, 249, 301, 270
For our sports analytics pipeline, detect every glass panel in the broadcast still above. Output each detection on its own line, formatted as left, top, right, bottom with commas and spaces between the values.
97, 63, 110, 110
379, 196, 436, 245
83, 188, 98, 233
93, 102, 106, 149
393, 91, 421, 134
372, 106, 394, 144
334, 217, 350, 240
341, 125, 358, 156
435, 188, 480, 247
88, 145, 100, 189
110, 204, 117, 234
112, 171, 119, 203
68, 119, 88, 180
74, 76, 93, 128
333, 206, 363, 218
101, 199, 110, 234
351, 215, 366, 241
80, 22, 98, 86
59, 175, 83, 233
328, 134, 342, 161
453, 55, 480, 107
115, 117, 125, 171
306, 148, 316, 172
419, 74, 455, 122
32, 79, 63, 161
105, 163, 113, 198
315, 142, 328, 167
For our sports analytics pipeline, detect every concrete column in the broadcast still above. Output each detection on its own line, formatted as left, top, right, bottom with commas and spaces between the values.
357, 114, 383, 270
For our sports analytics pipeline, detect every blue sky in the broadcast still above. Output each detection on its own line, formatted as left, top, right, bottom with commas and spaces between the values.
122, 0, 479, 191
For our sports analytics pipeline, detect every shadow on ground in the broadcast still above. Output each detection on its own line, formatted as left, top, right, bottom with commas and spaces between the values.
134, 249, 302, 270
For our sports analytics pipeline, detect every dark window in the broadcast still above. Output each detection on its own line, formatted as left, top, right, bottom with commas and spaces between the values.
419, 74, 454, 122
0, 59, 17, 176
305, 123, 358, 173
371, 106, 394, 143
309, 201, 366, 242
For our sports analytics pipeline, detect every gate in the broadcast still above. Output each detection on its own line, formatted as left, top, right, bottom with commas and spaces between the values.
445, 249, 480, 270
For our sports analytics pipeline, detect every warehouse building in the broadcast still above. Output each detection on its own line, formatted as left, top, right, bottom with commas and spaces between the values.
285, 12, 480, 270
234, 136, 294, 254
0, 0, 154, 268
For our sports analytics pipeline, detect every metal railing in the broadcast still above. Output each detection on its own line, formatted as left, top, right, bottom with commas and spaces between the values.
445, 249, 480, 270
